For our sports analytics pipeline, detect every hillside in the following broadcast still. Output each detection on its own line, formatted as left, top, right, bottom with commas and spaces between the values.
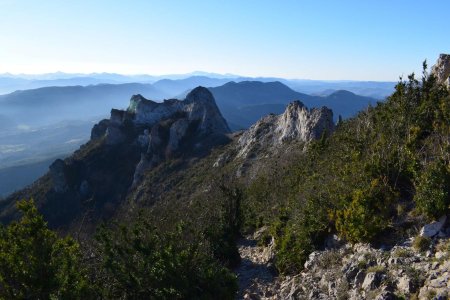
0, 57, 449, 299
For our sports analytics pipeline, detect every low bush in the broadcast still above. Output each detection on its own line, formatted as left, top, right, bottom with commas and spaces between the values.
334, 178, 396, 243
413, 235, 431, 252
414, 159, 450, 219
0, 200, 91, 299
95, 217, 238, 299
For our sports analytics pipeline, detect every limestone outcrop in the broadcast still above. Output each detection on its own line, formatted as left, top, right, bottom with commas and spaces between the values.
90, 86, 231, 186
431, 53, 450, 88
235, 101, 334, 159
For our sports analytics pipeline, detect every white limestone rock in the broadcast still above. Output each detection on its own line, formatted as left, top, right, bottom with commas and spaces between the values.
420, 215, 447, 238
236, 101, 334, 158
431, 53, 450, 89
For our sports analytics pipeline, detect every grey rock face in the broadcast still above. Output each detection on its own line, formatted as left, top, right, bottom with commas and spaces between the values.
420, 216, 447, 238
362, 272, 382, 290
90, 119, 109, 140
183, 87, 230, 135
90, 86, 232, 187
236, 101, 334, 159
127, 87, 230, 135
49, 159, 68, 193
166, 119, 190, 156
79, 180, 90, 197
431, 53, 450, 88
105, 125, 125, 145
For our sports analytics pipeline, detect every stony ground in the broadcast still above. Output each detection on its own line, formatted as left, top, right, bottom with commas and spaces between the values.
234, 218, 450, 300
235, 229, 280, 299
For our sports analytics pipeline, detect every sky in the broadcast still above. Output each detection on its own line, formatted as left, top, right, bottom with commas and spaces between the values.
0, 0, 449, 80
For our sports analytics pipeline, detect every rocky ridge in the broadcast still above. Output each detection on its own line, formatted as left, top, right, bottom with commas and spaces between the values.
53, 86, 231, 193
1, 87, 231, 229
212, 101, 334, 180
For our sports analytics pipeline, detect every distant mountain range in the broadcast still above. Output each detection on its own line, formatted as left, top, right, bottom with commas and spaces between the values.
0, 72, 396, 98
0, 80, 378, 132
210, 81, 377, 129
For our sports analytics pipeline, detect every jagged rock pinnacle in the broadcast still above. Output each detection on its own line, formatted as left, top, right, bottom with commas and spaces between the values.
236, 100, 334, 158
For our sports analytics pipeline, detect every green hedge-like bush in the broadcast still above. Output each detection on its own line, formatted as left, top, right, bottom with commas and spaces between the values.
414, 160, 450, 219
335, 179, 396, 243
0, 200, 91, 299
96, 217, 238, 299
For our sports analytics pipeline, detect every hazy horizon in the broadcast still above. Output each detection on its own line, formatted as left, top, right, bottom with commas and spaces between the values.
0, 70, 399, 82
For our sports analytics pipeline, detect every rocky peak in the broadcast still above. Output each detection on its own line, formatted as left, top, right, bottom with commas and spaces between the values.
431, 53, 450, 88
89, 86, 231, 186
277, 100, 333, 142
235, 100, 334, 158
183, 87, 230, 135
184, 86, 215, 104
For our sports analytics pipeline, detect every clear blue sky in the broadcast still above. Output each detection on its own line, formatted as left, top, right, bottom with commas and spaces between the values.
0, 0, 449, 80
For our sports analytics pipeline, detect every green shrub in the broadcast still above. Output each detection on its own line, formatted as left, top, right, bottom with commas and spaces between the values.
96, 217, 237, 299
413, 235, 431, 252
205, 185, 242, 268
0, 200, 91, 299
414, 159, 450, 219
275, 228, 313, 274
334, 179, 396, 243
274, 196, 329, 274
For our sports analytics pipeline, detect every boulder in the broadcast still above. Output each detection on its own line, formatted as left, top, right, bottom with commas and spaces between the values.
420, 216, 447, 238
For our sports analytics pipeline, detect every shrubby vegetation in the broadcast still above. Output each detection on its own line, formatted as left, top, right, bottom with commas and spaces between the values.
0, 62, 448, 293
414, 159, 450, 219
240, 63, 450, 273
0, 200, 91, 299
95, 216, 237, 299
0, 200, 238, 299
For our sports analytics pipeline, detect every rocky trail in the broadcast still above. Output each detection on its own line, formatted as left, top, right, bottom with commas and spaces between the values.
233, 231, 310, 300
235, 229, 281, 300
